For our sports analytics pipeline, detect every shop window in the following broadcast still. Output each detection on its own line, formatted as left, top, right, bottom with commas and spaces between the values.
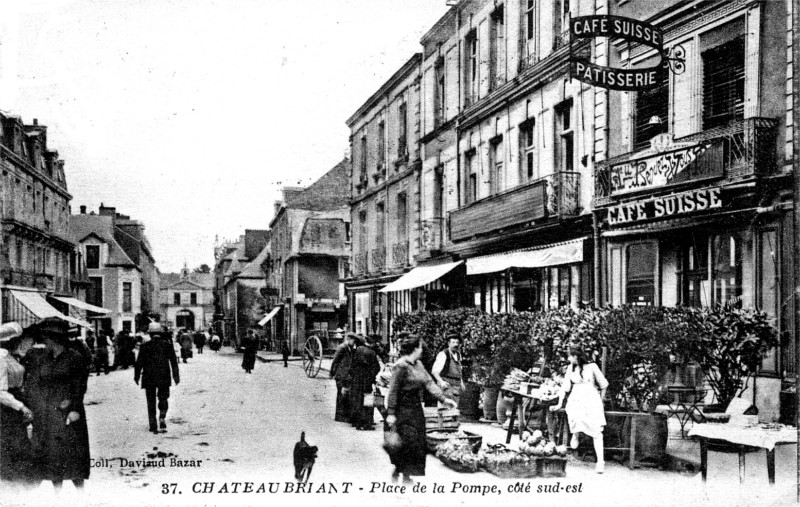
547, 266, 572, 309
626, 242, 656, 306
702, 36, 745, 130
712, 232, 742, 308
679, 235, 709, 308
513, 269, 542, 312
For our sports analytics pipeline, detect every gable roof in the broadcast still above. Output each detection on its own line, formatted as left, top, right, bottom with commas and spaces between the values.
237, 243, 270, 279
160, 272, 215, 290
69, 214, 137, 268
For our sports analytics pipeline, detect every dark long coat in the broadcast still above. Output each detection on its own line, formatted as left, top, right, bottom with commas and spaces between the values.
348, 345, 381, 427
23, 346, 91, 482
134, 338, 180, 389
241, 336, 257, 371
330, 343, 353, 422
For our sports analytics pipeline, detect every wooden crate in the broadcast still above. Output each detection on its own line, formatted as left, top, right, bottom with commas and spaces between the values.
424, 408, 460, 431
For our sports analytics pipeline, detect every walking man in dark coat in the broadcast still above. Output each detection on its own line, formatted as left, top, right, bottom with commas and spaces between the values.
241, 330, 258, 373
134, 323, 180, 434
348, 335, 381, 430
329, 333, 355, 422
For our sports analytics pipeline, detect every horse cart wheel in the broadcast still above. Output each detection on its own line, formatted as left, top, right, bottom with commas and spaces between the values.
302, 335, 323, 378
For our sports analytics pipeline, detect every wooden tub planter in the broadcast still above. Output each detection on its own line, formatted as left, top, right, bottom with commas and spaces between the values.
600, 411, 669, 469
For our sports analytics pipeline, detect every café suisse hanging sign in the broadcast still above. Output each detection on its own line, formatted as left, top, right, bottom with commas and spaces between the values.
569, 15, 666, 91
608, 187, 723, 226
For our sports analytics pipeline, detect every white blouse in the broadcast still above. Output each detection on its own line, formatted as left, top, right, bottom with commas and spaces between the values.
0, 349, 25, 411
560, 362, 609, 394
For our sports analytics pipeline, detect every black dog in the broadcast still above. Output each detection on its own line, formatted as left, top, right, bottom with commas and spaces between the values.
293, 431, 318, 483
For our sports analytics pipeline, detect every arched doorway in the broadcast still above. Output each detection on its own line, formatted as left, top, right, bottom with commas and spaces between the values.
176, 309, 195, 330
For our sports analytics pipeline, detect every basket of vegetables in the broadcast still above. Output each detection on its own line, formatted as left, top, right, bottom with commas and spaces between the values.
479, 444, 538, 478
435, 438, 482, 473
518, 430, 569, 478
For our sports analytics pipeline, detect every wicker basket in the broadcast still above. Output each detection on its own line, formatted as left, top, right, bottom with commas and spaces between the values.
426, 429, 482, 454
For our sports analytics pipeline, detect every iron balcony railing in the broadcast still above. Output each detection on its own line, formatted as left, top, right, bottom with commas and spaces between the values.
594, 117, 779, 205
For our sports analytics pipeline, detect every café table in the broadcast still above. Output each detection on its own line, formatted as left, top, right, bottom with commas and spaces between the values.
688, 423, 797, 484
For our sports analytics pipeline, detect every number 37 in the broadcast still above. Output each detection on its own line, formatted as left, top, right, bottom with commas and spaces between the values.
162, 483, 178, 494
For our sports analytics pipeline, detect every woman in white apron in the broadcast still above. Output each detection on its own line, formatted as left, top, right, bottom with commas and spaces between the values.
550, 347, 609, 473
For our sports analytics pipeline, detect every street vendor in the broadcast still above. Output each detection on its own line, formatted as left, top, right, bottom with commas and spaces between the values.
431, 333, 464, 408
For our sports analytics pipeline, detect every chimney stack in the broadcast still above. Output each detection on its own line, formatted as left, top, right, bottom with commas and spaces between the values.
79, 205, 86, 214
32, 119, 38, 126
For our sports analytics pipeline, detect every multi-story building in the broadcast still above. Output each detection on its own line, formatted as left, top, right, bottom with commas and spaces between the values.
213, 230, 270, 346
70, 205, 158, 334
345, 55, 424, 339
0, 112, 90, 328
160, 264, 214, 331
267, 159, 350, 353
593, 0, 791, 419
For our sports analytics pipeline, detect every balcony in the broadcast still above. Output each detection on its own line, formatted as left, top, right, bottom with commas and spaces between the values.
449, 172, 581, 242
594, 117, 779, 206
1, 268, 53, 290
353, 251, 368, 275
391, 240, 409, 267
371, 246, 386, 272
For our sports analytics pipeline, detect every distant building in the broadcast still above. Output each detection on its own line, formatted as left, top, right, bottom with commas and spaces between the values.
266, 159, 350, 353
70, 204, 159, 334
160, 265, 214, 331
213, 230, 270, 346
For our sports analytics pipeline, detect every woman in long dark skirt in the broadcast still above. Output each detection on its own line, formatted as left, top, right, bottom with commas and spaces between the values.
24, 319, 91, 489
385, 334, 456, 484
0, 328, 36, 486
348, 335, 381, 430
241, 331, 257, 373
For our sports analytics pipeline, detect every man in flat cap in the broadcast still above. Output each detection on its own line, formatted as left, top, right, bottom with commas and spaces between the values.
431, 333, 465, 409
134, 323, 180, 434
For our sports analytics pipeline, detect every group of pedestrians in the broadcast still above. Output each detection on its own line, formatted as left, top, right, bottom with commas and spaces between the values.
0, 319, 92, 490
330, 333, 385, 431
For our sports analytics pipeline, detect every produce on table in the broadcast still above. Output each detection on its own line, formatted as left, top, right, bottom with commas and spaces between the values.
533, 377, 562, 401
501, 368, 532, 392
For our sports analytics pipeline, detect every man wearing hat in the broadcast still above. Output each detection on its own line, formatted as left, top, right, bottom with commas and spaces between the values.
431, 333, 465, 408
134, 322, 180, 434
329, 332, 356, 422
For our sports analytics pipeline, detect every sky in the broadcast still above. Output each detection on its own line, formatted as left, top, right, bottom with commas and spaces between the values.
0, 0, 449, 272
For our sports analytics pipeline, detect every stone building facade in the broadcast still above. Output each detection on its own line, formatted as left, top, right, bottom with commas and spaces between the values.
160, 265, 215, 331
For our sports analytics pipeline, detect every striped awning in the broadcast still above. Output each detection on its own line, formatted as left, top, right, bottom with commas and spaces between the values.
52, 296, 111, 315
379, 261, 464, 293
8, 290, 92, 328
465, 237, 587, 275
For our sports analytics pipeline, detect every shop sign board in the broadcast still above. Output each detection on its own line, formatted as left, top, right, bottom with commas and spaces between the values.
607, 186, 722, 226
609, 142, 710, 195
569, 15, 667, 91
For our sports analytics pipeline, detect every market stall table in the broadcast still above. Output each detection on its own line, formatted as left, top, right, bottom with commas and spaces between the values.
501, 388, 567, 445
688, 423, 797, 484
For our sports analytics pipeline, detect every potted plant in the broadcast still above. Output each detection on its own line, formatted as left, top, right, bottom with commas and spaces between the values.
678, 307, 779, 411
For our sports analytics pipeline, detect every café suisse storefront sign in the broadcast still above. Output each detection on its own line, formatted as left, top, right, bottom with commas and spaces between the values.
607, 186, 722, 226
609, 141, 710, 194
569, 15, 666, 91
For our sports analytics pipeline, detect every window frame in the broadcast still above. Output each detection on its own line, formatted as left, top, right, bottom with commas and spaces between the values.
85, 244, 100, 269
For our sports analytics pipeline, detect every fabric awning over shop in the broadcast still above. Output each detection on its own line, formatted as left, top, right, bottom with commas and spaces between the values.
52, 296, 111, 315
258, 306, 282, 326
379, 261, 464, 293
466, 237, 587, 275
9, 290, 92, 328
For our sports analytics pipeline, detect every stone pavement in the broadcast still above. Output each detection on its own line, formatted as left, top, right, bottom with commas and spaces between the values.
3, 348, 794, 507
